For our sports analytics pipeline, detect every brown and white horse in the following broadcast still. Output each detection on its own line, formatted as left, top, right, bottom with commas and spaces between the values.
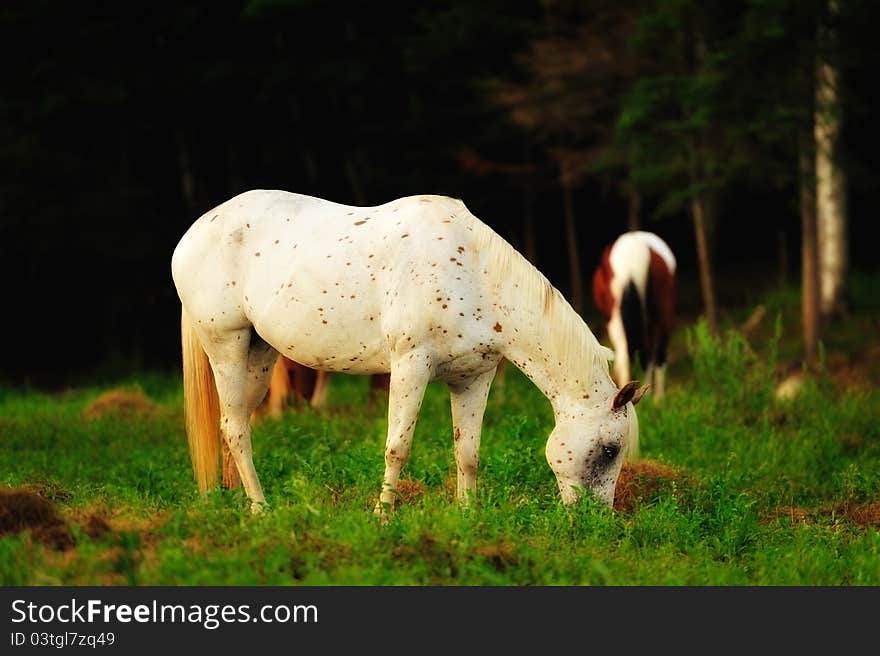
592, 231, 676, 400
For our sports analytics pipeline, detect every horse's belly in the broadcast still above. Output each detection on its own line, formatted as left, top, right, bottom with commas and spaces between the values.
251, 296, 391, 374
434, 349, 502, 383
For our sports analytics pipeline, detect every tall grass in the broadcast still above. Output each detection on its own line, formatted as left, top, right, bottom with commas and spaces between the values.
0, 317, 878, 585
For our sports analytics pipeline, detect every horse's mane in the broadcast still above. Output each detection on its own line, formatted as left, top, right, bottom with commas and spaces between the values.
470, 212, 640, 457
447, 198, 614, 393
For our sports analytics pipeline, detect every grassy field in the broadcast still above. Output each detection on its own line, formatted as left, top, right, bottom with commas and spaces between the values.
2, 278, 879, 585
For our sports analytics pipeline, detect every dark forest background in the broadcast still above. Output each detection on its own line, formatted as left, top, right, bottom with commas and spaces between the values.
2, 0, 878, 388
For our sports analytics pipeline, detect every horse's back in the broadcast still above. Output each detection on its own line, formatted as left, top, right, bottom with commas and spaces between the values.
172, 189, 468, 306
634, 231, 676, 273
608, 232, 652, 299
172, 190, 502, 378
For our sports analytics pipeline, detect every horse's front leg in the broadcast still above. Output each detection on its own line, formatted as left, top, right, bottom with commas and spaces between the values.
606, 309, 630, 387
448, 368, 495, 505
374, 352, 432, 520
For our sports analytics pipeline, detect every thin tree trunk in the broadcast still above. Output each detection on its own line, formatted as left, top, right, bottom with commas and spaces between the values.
800, 129, 820, 370
815, 0, 848, 320
687, 31, 719, 333
690, 195, 718, 332
561, 159, 583, 314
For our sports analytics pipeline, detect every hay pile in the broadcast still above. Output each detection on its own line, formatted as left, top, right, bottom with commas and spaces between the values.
82, 388, 160, 421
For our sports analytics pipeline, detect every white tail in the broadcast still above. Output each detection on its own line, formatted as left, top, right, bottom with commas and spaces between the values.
180, 307, 221, 492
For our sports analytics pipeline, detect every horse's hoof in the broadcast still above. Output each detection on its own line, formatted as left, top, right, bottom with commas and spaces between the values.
373, 501, 392, 525
250, 501, 267, 515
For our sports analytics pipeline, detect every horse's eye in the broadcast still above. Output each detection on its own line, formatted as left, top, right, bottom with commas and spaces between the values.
602, 444, 619, 461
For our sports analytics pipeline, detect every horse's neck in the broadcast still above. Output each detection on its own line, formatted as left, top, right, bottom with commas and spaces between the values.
499, 296, 615, 419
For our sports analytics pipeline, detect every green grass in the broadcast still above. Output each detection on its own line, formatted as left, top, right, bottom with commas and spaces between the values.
2, 290, 879, 585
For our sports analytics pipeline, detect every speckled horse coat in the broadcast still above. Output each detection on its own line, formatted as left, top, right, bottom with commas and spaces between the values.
172, 190, 646, 516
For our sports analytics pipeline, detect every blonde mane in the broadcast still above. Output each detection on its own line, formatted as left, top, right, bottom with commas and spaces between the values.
447, 199, 614, 393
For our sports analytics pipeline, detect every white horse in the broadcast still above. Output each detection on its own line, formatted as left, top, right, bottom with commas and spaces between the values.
171, 190, 647, 516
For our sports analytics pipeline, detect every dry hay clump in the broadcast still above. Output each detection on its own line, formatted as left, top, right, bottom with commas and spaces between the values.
830, 499, 880, 528
614, 460, 685, 513
82, 387, 160, 421
395, 479, 427, 506
0, 487, 74, 550
0, 484, 116, 551
763, 498, 880, 529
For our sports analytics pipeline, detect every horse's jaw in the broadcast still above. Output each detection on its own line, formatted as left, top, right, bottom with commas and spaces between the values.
554, 473, 617, 508
545, 418, 623, 509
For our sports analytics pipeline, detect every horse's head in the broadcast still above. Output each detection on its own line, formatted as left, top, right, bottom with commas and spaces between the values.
546, 380, 649, 507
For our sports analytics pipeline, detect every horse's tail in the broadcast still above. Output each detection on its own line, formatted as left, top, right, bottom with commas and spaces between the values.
181, 306, 220, 493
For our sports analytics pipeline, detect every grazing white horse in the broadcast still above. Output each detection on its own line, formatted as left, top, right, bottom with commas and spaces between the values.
171, 190, 647, 516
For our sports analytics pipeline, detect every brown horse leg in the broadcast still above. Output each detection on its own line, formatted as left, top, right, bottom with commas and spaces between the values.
368, 373, 391, 408
310, 370, 330, 409
221, 439, 241, 489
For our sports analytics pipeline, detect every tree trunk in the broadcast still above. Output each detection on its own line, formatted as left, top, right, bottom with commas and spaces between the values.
815, 0, 848, 320
800, 128, 820, 370
561, 159, 584, 314
690, 195, 718, 332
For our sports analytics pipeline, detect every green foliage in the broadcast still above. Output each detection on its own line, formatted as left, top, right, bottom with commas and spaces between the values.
686, 317, 778, 415
1, 316, 878, 586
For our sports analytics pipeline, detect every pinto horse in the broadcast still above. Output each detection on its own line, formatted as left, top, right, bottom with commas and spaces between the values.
592, 231, 676, 400
172, 190, 647, 516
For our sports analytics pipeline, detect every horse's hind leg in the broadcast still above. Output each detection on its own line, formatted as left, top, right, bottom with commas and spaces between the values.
223, 334, 279, 488
309, 370, 330, 409
205, 328, 275, 512
221, 440, 241, 489
448, 368, 495, 505
367, 373, 391, 409
265, 355, 291, 419
374, 353, 432, 519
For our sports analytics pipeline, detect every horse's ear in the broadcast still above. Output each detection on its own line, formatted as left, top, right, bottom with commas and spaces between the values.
631, 384, 650, 406
612, 381, 650, 411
